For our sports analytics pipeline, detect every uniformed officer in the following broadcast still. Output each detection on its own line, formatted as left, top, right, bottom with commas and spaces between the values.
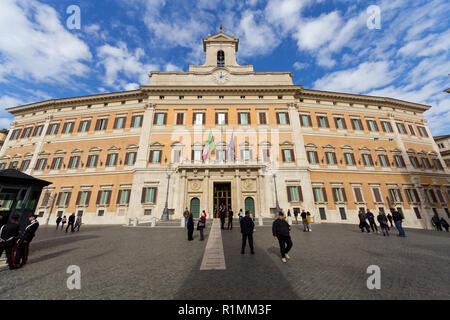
14, 214, 39, 267
0, 215, 20, 269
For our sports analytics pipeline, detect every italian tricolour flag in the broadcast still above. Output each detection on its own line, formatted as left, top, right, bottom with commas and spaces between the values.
202, 131, 215, 160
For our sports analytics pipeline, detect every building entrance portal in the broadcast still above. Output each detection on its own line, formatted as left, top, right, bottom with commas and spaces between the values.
213, 182, 231, 218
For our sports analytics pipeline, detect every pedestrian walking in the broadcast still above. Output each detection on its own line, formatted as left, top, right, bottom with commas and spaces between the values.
183, 207, 190, 229
66, 213, 75, 233
220, 205, 226, 229
14, 214, 39, 268
306, 212, 312, 232
197, 215, 206, 241
440, 218, 449, 232
0, 215, 20, 269
238, 209, 243, 220
358, 210, 371, 233
431, 213, 442, 231
366, 209, 379, 233
392, 209, 405, 237
61, 216, 67, 230
187, 213, 194, 241
272, 211, 293, 263
240, 210, 255, 254
377, 211, 389, 236
301, 210, 308, 232
294, 209, 299, 224
56, 216, 62, 230
227, 207, 233, 230
74, 215, 82, 232
287, 209, 292, 225
387, 213, 394, 228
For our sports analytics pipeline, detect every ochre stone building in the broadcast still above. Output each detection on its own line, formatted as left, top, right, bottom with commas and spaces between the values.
1, 32, 449, 229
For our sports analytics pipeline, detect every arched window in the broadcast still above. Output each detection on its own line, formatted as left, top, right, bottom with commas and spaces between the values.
217, 50, 225, 67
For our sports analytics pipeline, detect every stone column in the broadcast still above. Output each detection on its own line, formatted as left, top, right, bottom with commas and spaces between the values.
0, 122, 15, 156
389, 113, 414, 171
136, 103, 155, 168
235, 169, 241, 212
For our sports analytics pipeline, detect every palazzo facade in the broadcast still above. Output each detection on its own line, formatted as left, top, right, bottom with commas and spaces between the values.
1, 32, 449, 229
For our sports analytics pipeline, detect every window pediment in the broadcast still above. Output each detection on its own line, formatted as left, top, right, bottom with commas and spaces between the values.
89, 147, 102, 153
280, 141, 294, 147
341, 145, 353, 151
108, 146, 121, 152
126, 144, 139, 150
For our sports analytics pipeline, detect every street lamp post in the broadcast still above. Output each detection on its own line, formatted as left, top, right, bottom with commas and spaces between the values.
161, 162, 171, 221
273, 173, 280, 218
45, 193, 57, 225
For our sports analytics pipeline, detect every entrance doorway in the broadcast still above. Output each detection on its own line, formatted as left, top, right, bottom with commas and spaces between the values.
213, 182, 231, 218
190, 198, 200, 218
244, 197, 255, 218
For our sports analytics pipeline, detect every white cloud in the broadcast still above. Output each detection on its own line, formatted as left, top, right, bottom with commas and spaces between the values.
265, 0, 309, 33
313, 61, 395, 93
0, 0, 92, 83
97, 42, 158, 90
293, 62, 308, 70
164, 63, 182, 71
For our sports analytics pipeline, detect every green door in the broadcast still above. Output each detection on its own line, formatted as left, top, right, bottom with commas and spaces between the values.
190, 198, 200, 218
244, 197, 255, 218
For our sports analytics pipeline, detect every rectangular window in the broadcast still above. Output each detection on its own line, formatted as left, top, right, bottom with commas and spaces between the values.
33, 125, 44, 137
277, 112, 290, 125
332, 188, 346, 202
20, 159, 30, 171
405, 189, 415, 203
10, 129, 22, 140
78, 120, 91, 133
262, 149, 270, 162
283, 149, 294, 163
307, 151, 319, 164
125, 152, 137, 166
300, 115, 311, 127
394, 155, 406, 168
421, 157, 431, 169
432, 159, 443, 170
239, 112, 249, 125
335, 117, 346, 129
0, 163, 6, 170
408, 124, 416, 136
100, 190, 111, 205
8, 161, 19, 169
95, 118, 108, 131
436, 189, 445, 203
288, 186, 299, 202
381, 121, 393, 133
47, 123, 60, 135
319, 208, 327, 220
313, 188, 324, 202
378, 154, 389, 167
351, 118, 363, 131
68, 156, 80, 169
396, 122, 407, 134
193, 150, 202, 161
317, 116, 329, 128
216, 112, 227, 125
21, 127, 32, 139
344, 153, 355, 166
217, 150, 226, 161
413, 207, 421, 219
150, 150, 161, 163
155, 113, 167, 125
325, 152, 337, 165
417, 126, 428, 137
142, 187, 157, 203
241, 149, 251, 161
409, 156, 419, 168
114, 117, 126, 129
175, 113, 184, 125
86, 155, 98, 168
339, 207, 347, 220
354, 187, 364, 202
194, 113, 204, 125
62, 122, 74, 134
51, 157, 63, 170
131, 115, 143, 128
259, 112, 267, 125
362, 154, 374, 166
118, 190, 130, 205
372, 188, 382, 203
366, 119, 378, 132
106, 153, 118, 167
59, 192, 72, 206
35, 158, 47, 171
389, 189, 399, 202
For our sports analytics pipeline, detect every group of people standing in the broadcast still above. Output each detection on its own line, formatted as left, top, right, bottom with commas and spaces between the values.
55, 213, 82, 233
184, 208, 207, 241
289, 209, 313, 232
431, 213, 449, 232
358, 208, 405, 237
0, 214, 39, 270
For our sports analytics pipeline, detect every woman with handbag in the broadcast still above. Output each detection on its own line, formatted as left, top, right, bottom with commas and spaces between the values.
197, 215, 206, 241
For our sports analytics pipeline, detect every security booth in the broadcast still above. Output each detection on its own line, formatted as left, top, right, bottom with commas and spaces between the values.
0, 169, 52, 229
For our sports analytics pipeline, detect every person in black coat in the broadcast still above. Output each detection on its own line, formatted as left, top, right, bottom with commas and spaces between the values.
387, 213, 394, 228
0, 215, 20, 269
56, 216, 62, 230
440, 218, 449, 232
66, 213, 75, 233
197, 215, 206, 241
240, 210, 255, 254
219, 205, 226, 229
272, 211, 292, 263
14, 214, 39, 267
187, 213, 194, 241
227, 207, 233, 230
377, 211, 389, 236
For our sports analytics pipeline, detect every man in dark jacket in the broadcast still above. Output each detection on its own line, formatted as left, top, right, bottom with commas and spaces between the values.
358, 210, 371, 233
227, 207, 233, 230
240, 210, 255, 254
392, 209, 405, 237
0, 216, 20, 269
387, 213, 394, 228
14, 214, 39, 267
272, 211, 292, 263
66, 213, 75, 233
431, 213, 442, 231
366, 209, 378, 233
377, 211, 389, 236
301, 210, 308, 232
219, 206, 226, 229
440, 217, 449, 232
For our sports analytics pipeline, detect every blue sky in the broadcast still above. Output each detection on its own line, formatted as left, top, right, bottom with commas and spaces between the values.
0, 0, 449, 134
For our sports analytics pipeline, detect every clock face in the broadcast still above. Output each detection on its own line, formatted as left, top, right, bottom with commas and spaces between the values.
213, 70, 229, 84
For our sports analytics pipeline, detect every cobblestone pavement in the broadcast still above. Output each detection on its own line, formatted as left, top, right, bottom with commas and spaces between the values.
0, 222, 448, 300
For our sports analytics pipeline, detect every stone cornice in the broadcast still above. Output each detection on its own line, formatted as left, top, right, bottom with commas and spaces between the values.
300, 89, 430, 112
141, 85, 302, 94
149, 69, 293, 77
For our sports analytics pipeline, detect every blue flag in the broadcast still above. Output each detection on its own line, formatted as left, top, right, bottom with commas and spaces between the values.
229, 131, 235, 161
